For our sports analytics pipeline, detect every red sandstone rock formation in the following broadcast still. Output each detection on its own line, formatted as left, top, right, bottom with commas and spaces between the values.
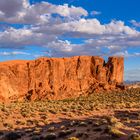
0, 56, 124, 101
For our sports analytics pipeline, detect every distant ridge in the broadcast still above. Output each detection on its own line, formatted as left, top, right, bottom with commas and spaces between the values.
124, 80, 140, 85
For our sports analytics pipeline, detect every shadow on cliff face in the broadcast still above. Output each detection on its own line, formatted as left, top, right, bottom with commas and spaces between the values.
0, 110, 140, 140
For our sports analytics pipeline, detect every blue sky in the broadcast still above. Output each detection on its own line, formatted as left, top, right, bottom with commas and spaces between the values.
0, 0, 140, 81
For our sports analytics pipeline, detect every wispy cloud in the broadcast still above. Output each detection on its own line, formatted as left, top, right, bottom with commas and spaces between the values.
130, 20, 140, 27
0, 51, 30, 56
90, 10, 101, 16
0, 51, 45, 58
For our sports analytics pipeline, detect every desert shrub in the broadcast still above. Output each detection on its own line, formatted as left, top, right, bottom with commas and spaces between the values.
45, 133, 57, 140
128, 133, 140, 140
67, 137, 79, 140
58, 129, 75, 137
47, 126, 55, 132
78, 121, 87, 127
104, 126, 126, 138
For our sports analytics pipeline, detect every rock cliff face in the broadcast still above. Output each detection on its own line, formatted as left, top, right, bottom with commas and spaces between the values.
0, 56, 124, 101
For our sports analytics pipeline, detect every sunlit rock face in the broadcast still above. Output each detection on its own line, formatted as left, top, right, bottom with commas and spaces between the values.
0, 56, 124, 101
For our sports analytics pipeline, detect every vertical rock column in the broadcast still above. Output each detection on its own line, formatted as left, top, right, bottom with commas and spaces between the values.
107, 57, 124, 84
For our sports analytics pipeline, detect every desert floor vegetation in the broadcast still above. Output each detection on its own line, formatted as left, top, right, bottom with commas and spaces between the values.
0, 88, 139, 140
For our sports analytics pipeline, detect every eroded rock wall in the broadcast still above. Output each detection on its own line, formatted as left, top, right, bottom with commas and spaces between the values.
0, 56, 124, 101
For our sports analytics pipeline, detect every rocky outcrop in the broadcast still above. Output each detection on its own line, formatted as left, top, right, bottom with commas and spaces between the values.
0, 56, 124, 101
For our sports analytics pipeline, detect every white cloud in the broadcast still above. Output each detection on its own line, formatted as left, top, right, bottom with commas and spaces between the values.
108, 45, 123, 53
45, 3, 88, 17
0, 51, 30, 56
91, 11, 101, 16
48, 40, 72, 52
112, 50, 130, 57
0, 11, 5, 17
0, 51, 45, 58
0, 27, 56, 48
0, 0, 140, 59
0, 18, 140, 57
0, 0, 26, 17
134, 52, 140, 56
50, 19, 138, 36
105, 20, 138, 35
107, 50, 140, 58
130, 20, 140, 27
0, 0, 88, 24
